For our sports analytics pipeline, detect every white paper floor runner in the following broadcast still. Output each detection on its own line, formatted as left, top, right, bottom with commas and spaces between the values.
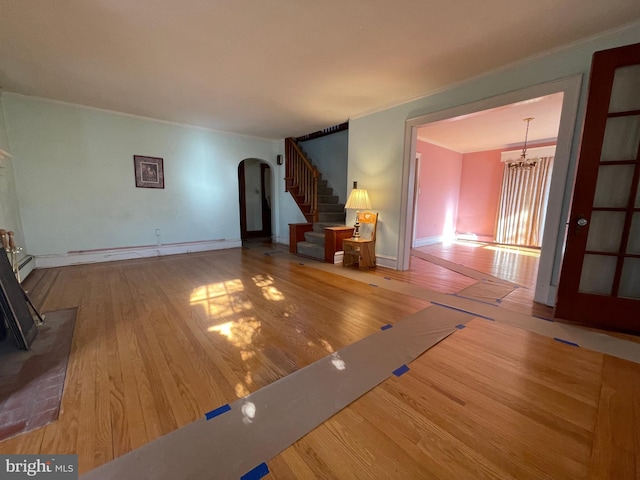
304, 261, 640, 364
454, 280, 517, 305
81, 305, 473, 479
411, 249, 521, 287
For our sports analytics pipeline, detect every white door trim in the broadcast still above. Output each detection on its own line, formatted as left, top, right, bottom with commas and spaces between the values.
398, 75, 583, 306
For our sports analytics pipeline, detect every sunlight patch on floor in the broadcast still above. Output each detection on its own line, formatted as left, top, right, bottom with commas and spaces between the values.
252, 274, 285, 301
208, 317, 261, 348
482, 244, 540, 257
451, 239, 541, 258
235, 382, 250, 398
451, 240, 484, 248
190, 279, 251, 318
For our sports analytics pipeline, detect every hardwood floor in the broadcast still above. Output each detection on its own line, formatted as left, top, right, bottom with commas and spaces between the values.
1, 242, 638, 478
408, 241, 553, 318
270, 320, 608, 479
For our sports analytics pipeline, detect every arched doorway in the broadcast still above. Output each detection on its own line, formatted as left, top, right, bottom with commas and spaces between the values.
238, 159, 272, 242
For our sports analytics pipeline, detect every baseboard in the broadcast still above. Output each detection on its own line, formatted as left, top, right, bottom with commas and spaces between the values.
272, 235, 289, 245
34, 239, 242, 268
18, 255, 35, 282
414, 236, 442, 247
375, 254, 397, 269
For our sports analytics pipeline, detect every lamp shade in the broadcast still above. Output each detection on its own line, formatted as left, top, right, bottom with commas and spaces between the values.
345, 188, 371, 210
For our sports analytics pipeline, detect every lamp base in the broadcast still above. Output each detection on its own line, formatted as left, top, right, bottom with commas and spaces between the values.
352, 211, 361, 238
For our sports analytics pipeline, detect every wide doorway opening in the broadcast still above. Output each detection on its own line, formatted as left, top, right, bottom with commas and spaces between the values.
399, 76, 582, 307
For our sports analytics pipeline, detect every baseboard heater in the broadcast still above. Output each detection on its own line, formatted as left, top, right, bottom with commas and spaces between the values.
17, 255, 35, 283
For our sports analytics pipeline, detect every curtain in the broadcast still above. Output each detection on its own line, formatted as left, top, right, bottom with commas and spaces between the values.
495, 156, 554, 247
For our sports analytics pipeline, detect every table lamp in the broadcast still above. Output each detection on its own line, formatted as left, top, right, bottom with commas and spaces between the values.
344, 181, 371, 238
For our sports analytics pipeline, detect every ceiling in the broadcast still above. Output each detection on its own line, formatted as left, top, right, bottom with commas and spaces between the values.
417, 92, 564, 153
1, 1, 639, 140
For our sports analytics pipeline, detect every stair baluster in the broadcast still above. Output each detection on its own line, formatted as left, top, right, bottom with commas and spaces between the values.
285, 137, 349, 262
285, 137, 318, 223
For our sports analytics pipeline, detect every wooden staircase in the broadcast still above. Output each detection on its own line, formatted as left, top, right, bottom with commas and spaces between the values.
285, 137, 351, 262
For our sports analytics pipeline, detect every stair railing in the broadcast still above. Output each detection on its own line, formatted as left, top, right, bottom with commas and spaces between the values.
284, 137, 318, 223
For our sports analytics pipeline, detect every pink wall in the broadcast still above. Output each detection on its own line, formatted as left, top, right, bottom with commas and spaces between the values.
456, 149, 503, 240
415, 140, 462, 241
415, 141, 558, 244
456, 141, 557, 241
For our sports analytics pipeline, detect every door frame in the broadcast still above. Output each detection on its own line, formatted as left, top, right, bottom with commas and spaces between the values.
399, 75, 583, 306
260, 163, 272, 238
238, 159, 273, 240
411, 152, 422, 248
238, 161, 248, 239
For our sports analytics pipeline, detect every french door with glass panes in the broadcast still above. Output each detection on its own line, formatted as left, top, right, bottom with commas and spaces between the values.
555, 42, 640, 332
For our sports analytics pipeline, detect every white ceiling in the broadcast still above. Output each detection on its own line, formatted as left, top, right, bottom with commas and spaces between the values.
417, 92, 564, 153
1, 1, 639, 140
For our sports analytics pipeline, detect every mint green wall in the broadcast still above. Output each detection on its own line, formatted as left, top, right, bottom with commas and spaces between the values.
300, 130, 349, 203
6, 23, 640, 262
349, 22, 640, 265
0, 94, 27, 253
0, 95, 9, 152
3, 94, 281, 256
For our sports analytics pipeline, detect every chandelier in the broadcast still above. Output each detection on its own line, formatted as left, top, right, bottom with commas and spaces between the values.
507, 117, 539, 170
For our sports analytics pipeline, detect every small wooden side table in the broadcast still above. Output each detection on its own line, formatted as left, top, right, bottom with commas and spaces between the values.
342, 238, 376, 269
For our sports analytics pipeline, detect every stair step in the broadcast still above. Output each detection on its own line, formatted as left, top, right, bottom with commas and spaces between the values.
304, 231, 325, 246
318, 194, 338, 204
296, 241, 324, 261
313, 222, 345, 233
318, 186, 333, 196
318, 203, 344, 213
318, 212, 346, 223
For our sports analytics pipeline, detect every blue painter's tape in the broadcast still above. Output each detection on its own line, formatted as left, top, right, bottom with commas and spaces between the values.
241, 462, 270, 480
369, 283, 378, 287
431, 301, 495, 321
381, 324, 393, 330
554, 337, 579, 348
205, 404, 231, 421
455, 324, 466, 329
393, 364, 410, 377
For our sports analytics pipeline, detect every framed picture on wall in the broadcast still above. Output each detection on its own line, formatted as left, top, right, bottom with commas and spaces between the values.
134, 155, 164, 189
